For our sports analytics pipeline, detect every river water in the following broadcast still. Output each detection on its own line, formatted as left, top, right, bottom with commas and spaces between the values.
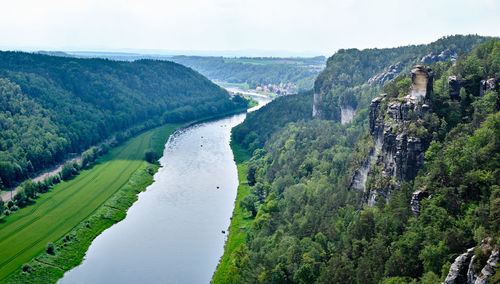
59, 94, 270, 284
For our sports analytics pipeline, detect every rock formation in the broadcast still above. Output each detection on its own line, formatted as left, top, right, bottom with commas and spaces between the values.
350, 66, 434, 205
410, 189, 429, 216
444, 248, 475, 284
421, 48, 458, 64
367, 62, 403, 85
312, 92, 321, 118
448, 76, 464, 100
474, 249, 499, 284
479, 78, 498, 97
445, 239, 499, 284
409, 65, 433, 102
340, 105, 356, 124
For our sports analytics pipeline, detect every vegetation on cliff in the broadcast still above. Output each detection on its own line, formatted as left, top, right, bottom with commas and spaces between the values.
313, 35, 492, 120
220, 38, 499, 283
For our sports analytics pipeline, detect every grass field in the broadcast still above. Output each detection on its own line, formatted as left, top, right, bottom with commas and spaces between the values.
0, 123, 179, 281
212, 141, 254, 283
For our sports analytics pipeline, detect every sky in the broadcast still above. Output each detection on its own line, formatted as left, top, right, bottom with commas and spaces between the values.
0, 0, 499, 56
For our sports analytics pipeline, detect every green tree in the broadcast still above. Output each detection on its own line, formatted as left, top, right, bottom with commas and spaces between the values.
240, 195, 258, 217
247, 165, 257, 186
46, 242, 55, 255
0, 199, 4, 216
144, 149, 158, 164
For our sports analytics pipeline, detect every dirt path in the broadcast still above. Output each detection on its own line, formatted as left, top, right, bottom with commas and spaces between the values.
0, 156, 82, 203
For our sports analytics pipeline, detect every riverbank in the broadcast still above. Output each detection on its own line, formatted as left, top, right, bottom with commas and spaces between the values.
212, 140, 254, 283
0, 124, 179, 283
0, 106, 251, 283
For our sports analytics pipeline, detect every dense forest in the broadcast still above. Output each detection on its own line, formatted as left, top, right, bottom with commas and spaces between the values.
0, 52, 248, 188
169, 56, 326, 92
223, 37, 499, 283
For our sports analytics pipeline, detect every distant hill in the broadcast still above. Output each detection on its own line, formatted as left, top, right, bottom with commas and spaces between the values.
169, 56, 326, 93
0, 51, 247, 187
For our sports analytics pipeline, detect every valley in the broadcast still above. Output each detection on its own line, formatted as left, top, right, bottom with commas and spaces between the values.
0, 34, 498, 284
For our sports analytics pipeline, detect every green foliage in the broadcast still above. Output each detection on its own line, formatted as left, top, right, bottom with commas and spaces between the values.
217, 38, 500, 283
0, 52, 248, 187
384, 74, 411, 98
240, 195, 258, 217
0, 124, 176, 282
144, 149, 158, 164
232, 92, 314, 153
46, 243, 55, 255
314, 35, 492, 120
170, 56, 326, 93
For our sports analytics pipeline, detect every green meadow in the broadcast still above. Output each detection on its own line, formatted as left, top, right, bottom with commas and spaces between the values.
0, 123, 179, 281
212, 141, 254, 283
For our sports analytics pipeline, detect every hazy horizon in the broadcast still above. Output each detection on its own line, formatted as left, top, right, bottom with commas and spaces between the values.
1, 0, 499, 57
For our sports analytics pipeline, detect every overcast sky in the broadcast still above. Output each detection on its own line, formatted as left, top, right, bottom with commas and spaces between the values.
1, 0, 499, 56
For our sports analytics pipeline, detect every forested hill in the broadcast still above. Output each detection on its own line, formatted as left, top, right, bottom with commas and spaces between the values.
0, 51, 248, 188
169, 56, 326, 93
313, 34, 493, 120
220, 38, 500, 283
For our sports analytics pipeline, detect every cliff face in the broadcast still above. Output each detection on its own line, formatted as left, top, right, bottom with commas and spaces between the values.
444, 239, 499, 284
351, 66, 434, 206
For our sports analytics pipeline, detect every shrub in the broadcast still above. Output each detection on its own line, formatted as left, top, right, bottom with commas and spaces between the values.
22, 263, 31, 273
46, 242, 55, 255
144, 149, 158, 163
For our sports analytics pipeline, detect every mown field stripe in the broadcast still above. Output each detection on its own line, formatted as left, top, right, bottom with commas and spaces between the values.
0, 125, 169, 280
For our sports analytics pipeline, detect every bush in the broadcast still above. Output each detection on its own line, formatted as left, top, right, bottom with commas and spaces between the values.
46, 242, 55, 255
144, 149, 158, 163
60, 162, 79, 181
22, 263, 31, 273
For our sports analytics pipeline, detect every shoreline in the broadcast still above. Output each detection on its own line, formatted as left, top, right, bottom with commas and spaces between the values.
211, 140, 254, 283
1, 107, 250, 283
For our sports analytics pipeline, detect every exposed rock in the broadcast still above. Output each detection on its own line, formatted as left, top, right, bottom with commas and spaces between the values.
369, 96, 385, 138
363, 66, 433, 205
475, 249, 499, 284
421, 48, 457, 64
479, 78, 498, 97
468, 255, 477, 284
448, 76, 464, 100
444, 247, 475, 284
368, 62, 403, 85
447, 239, 500, 284
349, 138, 382, 192
410, 189, 428, 216
312, 92, 321, 118
409, 65, 433, 103
372, 99, 431, 181
340, 105, 356, 124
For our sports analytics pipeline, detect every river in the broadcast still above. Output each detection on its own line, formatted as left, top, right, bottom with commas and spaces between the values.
59, 94, 271, 284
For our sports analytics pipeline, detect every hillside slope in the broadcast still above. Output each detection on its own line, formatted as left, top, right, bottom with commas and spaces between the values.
0, 52, 248, 187
313, 34, 492, 121
219, 37, 499, 283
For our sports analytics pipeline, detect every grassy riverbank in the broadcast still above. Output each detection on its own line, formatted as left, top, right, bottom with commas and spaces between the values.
212, 140, 254, 283
0, 103, 252, 283
0, 123, 179, 283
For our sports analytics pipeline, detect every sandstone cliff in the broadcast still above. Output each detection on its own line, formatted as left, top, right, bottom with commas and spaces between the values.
351, 66, 434, 206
